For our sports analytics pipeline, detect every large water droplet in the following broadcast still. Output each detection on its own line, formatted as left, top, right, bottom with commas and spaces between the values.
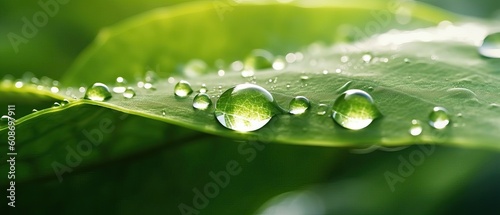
193, 93, 212, 110
479, 32, 500, 58
113, 77, 127, 93
214, 83, 277, 132
429, 107, 450, 129
331, 89, 380, 130
174, 80, 193, 98
409, 119, 422, 136
289, 96, 310, 115
123, 87, 136, 98
84, 83, 112, 101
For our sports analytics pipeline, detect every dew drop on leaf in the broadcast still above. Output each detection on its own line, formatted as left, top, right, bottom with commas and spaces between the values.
32, 109, 38, 112
61, 99, 69, 106
123, 87, 136, 99
53, 102, 61, 107
113, 77, 127, 93
362, 54, 372, 63
429, 107, 450, 129
199, 84, 208, 93
214, 83, 277, 132
331, 89, 380, 130
193, 93, 212, 110
479, 32, 500, 58
84, 83, 112, 102
409, 119, 423, 136
289, 96, 310, 115
174, 80, 193, 98
316, 104, 328, 116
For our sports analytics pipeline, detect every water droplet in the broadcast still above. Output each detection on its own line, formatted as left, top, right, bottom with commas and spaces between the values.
272, 57, 286, 71
214, 84, 277, 132
300, 75, 309, 80
184, 59, 208, 77
161, 109, 167, 116
53, 102, 61, 107
84, 83, 112, 101
429, 107, 450, 129
242, 49, 274, 77
79, 87, 86, 93
331, 89, 380, 130
409, 119, 422, 136
316, 104, 328, 115
137, 81, 145, 88
123, 87, 136, 98
1, 115, 10, 122
404, 58, 411, 63
289, 96, 310, 115
362, 54, 372, 63
32, 109, 38, 112
479, 32, 500, 58
50, 86, 59, 93
174, 80, 193, 98
340, 56, 349, 63
14, 81, 23, 88
113, 77, 127, 93
193, 93, 212, 110
199, 84, 208, 93
144, 82, 155, 90
61, 99, 69, 106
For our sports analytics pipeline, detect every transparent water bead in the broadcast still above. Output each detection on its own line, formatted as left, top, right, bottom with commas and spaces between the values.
123, 87, 136, 99
409, 119, 423, 136
331, 89, 380, 130
193, 93, 212, 110
112, 77, 127, 93
84, 83, 112, 102
428, 107, 450, 129
316, 104, 328, 115
289, 96, 310, 115
214, 83, 277, 132
174, 80, 193, 98
479, 32, 500, 58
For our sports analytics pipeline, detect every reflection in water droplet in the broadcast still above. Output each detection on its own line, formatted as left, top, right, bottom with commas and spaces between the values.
289, 96, 310, 115
174, 80, 193, 98
479, 32, 500, 58
331, 89, 380, 130
193, 93, 212, 110
214, 84, 277, 132
409, 119, 422, 136
316, 104, 328, 115
123, 87, 136, 98
429, 107, 450, 129
113, 77, 127, 93
84, 83, 112, 101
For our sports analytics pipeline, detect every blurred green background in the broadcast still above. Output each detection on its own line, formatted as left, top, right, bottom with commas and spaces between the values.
1, 0, 499, 81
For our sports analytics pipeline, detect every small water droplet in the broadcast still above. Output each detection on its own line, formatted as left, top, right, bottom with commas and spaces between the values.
272, 57, 286, 71
61, 99, 69, 106
479, 32, 500, 58
174, 80, 193, 98
113, 77, 127, 93
193, 93, 212, 110
214, 83, 278, 132
50, 86, 59, 93
32, 109, 38, 112
243, 49, 274, 75
79, 87, 86, 93
340, 56, 349, 63
322, 69, 329, 75
362, 54, 372, 63
316, 104, 328, 115
300, 75, 309, 80
161, 109, 167, 116
429, 107, 450, 129
289, 96, 310, 115
404, 58, 411, 63
84, 83, 112, 101
53, 102, 61, 107
286, 83, 291, 88
15, 81, 23, 88
409, 119, 422, 136
332, 89, 380, 130
123, 87, 136, 98
144, 82, 155, 90
199, 84, 208, 93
